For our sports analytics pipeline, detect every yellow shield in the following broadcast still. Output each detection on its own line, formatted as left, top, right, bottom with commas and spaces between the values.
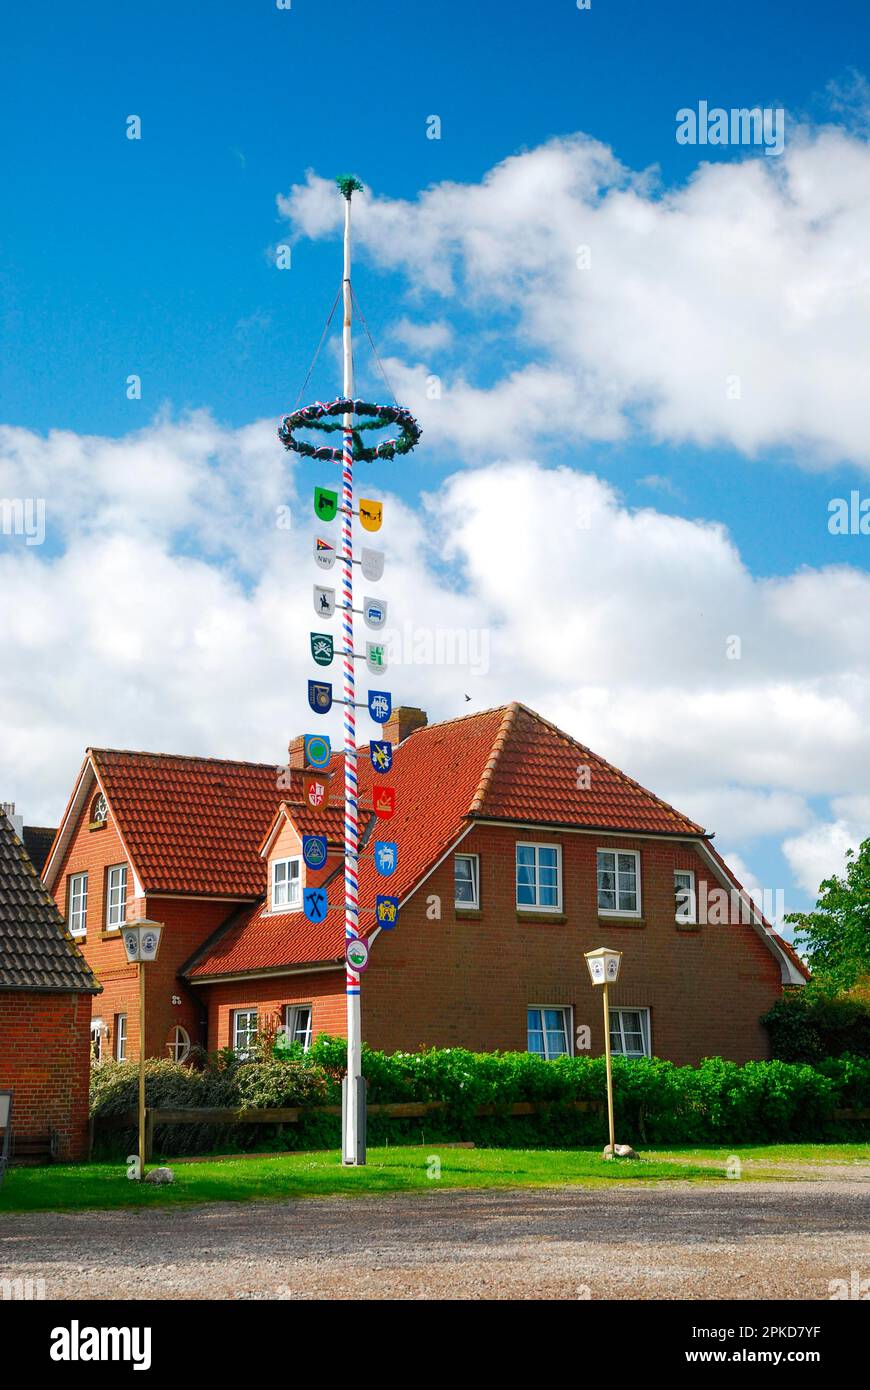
359, 498, 383, 533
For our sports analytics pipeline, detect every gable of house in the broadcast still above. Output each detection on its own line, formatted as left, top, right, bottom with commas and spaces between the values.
44, 748, 288, 900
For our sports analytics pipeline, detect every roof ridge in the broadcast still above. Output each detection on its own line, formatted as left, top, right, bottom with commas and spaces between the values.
469, 703, 523, 814
404, 703, 512, 740
90, 747, 280, 771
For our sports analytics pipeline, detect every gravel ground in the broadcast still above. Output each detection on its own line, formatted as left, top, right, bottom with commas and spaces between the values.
2, 1181, 868, 1300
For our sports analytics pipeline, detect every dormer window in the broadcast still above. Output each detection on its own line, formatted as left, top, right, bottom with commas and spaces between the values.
90, 792, 108, 828
272, 856, 301, 911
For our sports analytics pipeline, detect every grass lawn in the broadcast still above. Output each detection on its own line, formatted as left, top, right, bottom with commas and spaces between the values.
1, 1142, 866, 1213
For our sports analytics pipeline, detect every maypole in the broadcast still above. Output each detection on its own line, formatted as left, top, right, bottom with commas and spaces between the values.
339, 179, 363, 1165
278, 174, 422, 1170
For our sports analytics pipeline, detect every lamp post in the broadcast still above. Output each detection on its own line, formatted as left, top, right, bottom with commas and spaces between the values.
121, 919, 164, 1180
584, 946, 623, 1156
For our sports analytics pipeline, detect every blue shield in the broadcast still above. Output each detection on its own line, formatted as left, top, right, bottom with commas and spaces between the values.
375, 894, 399, 930
374, 841, 398, 876
369, 740, 393, 775
304, 734, 331, 768
303, 887, 328, 923
367, 690, 392, 724
308, 680, 332, 714
302, 835, 328, 870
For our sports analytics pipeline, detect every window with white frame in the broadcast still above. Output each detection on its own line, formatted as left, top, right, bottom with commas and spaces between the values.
516, 843, 562, 911
232, 1009, 258, 1058
454, 853, 480, 908
609, 1008, 651, 1058
68, 872, 88, 935
91, 791, 108, 825
597, 849, 641, 916
106, 864, 127, 929
272, 857, 301, 910
167, 1026, 190, 1063
114, 1014, 127, 1061
527, 1007, 571, 1059
674, 869, 697, 924
284, 1004, 313, 1051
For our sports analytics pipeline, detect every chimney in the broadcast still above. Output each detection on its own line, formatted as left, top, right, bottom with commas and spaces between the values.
384, 706, 428, 747
0, 801, 24, 839
288, 736, 306, 770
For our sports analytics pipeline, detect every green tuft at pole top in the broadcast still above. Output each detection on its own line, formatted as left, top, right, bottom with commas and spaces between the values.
336, 174, 364, 200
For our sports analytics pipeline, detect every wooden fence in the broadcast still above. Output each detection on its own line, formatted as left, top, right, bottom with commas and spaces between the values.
92, 1098, 604, 1161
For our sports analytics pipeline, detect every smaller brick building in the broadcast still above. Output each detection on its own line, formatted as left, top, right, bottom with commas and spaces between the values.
0, 809, 100, 1160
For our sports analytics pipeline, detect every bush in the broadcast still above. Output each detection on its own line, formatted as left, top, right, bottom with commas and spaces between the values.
761, 991, 870, 1062
90, 1036, 870, 1157
236, 1059, 329, 1109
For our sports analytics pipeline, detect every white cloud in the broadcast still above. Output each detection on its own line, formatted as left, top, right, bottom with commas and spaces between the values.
280, 124, 870, 465
390, 318, 454, 354
782, 795, 870, 896
674, 787, 811, 843
3, 419, 870, 891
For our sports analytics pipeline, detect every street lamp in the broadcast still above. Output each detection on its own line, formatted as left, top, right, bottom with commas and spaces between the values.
121, 919, 164, 1180
584, 946, 623, 1157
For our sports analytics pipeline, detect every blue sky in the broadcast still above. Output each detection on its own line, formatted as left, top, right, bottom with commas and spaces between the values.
2, 0, 870, 924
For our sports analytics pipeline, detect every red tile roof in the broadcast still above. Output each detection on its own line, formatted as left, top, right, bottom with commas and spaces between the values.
470, 703, 705, 834
91, 749, 286, 898
186, 704, 707, 980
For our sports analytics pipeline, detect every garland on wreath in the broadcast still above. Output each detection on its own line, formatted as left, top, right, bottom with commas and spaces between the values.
278, 397, 422, 463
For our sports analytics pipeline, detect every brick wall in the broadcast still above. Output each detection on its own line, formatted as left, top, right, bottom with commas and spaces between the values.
202, 971, 346, 1050
0, 990, 91, 1159
194, 827, 785, 1065
358, 826, 783, 1065
52, 785, 786, 1067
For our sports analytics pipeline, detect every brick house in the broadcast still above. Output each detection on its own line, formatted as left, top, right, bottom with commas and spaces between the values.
0, 808, 99, 1160
42, 704, 806, 1069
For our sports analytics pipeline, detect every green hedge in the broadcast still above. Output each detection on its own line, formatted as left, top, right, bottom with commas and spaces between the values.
89, 1038, 870, 1158
761, 991, 870, 1061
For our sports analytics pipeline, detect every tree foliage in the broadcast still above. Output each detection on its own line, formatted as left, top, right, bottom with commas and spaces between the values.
785, 838, 870, 992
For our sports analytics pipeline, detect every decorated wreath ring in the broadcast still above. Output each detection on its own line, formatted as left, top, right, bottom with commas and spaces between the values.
278, 397, 422, 463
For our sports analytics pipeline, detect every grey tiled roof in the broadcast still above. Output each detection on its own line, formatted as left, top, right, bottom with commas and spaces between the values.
22, 825, 57, 876
0, 811, 100, 993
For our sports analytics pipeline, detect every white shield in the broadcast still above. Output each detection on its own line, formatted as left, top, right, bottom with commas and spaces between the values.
361, 547, 384, 582
314, 537, 336, 570
366, 641, 388, 675
363, 595, 387, 630
313, 585, 336, 618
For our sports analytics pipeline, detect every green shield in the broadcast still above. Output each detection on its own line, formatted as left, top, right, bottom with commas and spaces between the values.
310, 632, 334, 667
314, 486, 338, 522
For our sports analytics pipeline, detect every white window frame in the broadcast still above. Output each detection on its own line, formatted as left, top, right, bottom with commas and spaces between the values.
232, 1009, 258, 1058
515, 842, 563, 912
114, 1013, 127, 1062
527, 1005, 573, 1060
674, 869, 697, 924
454, 853, 480, 909
105, 863, 128, 930
271, 856, 301, 911
597, 848, 642, 918
68, 872, 88, 936
284, 1004, 313, 1052
609, 1007, 651, 1058
168, 1025, 191, 1063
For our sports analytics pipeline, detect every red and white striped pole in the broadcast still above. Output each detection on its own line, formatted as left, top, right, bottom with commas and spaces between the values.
340, 186, 364, 1164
